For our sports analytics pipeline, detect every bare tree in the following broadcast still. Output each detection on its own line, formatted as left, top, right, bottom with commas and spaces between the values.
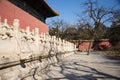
47, 19, 68, 38
82, 0, 113, 55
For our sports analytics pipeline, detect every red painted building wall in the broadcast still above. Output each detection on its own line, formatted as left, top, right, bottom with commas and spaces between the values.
78, 42, 90, 51
93, 41, 111, 50
74, 41, 111, 51
0, 0, 49, 33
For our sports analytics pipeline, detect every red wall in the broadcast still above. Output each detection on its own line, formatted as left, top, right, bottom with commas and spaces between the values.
0, 0, 49, 33
75, 41, 111, 51
93, 41, 111, 50
78, 42, 90, 51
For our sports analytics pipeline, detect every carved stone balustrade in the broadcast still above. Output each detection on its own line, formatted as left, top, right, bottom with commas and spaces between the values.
0, 16, 77, 80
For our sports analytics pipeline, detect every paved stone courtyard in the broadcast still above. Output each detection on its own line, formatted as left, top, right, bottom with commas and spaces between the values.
42, 52, 120, 80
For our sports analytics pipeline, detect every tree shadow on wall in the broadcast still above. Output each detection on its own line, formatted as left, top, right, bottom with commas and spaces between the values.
20, 44, 65, 80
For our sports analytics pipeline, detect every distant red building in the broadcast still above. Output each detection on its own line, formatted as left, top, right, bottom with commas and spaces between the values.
78, 41, 90, 51
73, 40, 111, 51
0, 0, 59, 33
93, 41, 111, 50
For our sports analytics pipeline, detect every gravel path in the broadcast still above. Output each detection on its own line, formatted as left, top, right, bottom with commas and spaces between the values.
42, 52, 120, 80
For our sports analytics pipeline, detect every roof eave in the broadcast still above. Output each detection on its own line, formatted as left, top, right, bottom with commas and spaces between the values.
43, 0, 60, 17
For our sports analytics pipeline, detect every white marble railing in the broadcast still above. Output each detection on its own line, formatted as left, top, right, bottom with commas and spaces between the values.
0, 16, 77, 80
0, 16, 76, 64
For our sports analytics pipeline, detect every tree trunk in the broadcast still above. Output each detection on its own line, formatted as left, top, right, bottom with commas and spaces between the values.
87, 23, 98, 55
87, 38, 94, 55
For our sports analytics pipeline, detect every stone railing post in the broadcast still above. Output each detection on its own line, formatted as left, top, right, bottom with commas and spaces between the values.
26, 26, 30, 35
33, 28, 39, 47
13, 19, 20, 38
32, 28, 40, 55
4, 19, 8, 27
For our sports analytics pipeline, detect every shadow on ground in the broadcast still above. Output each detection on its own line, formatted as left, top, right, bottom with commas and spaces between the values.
46, 53, 120, 80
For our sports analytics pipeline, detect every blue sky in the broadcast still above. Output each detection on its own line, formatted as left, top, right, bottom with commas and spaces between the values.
46, 0, 120, 25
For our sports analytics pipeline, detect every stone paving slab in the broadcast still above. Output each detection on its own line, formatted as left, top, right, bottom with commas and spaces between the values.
42, 52, 120, 80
